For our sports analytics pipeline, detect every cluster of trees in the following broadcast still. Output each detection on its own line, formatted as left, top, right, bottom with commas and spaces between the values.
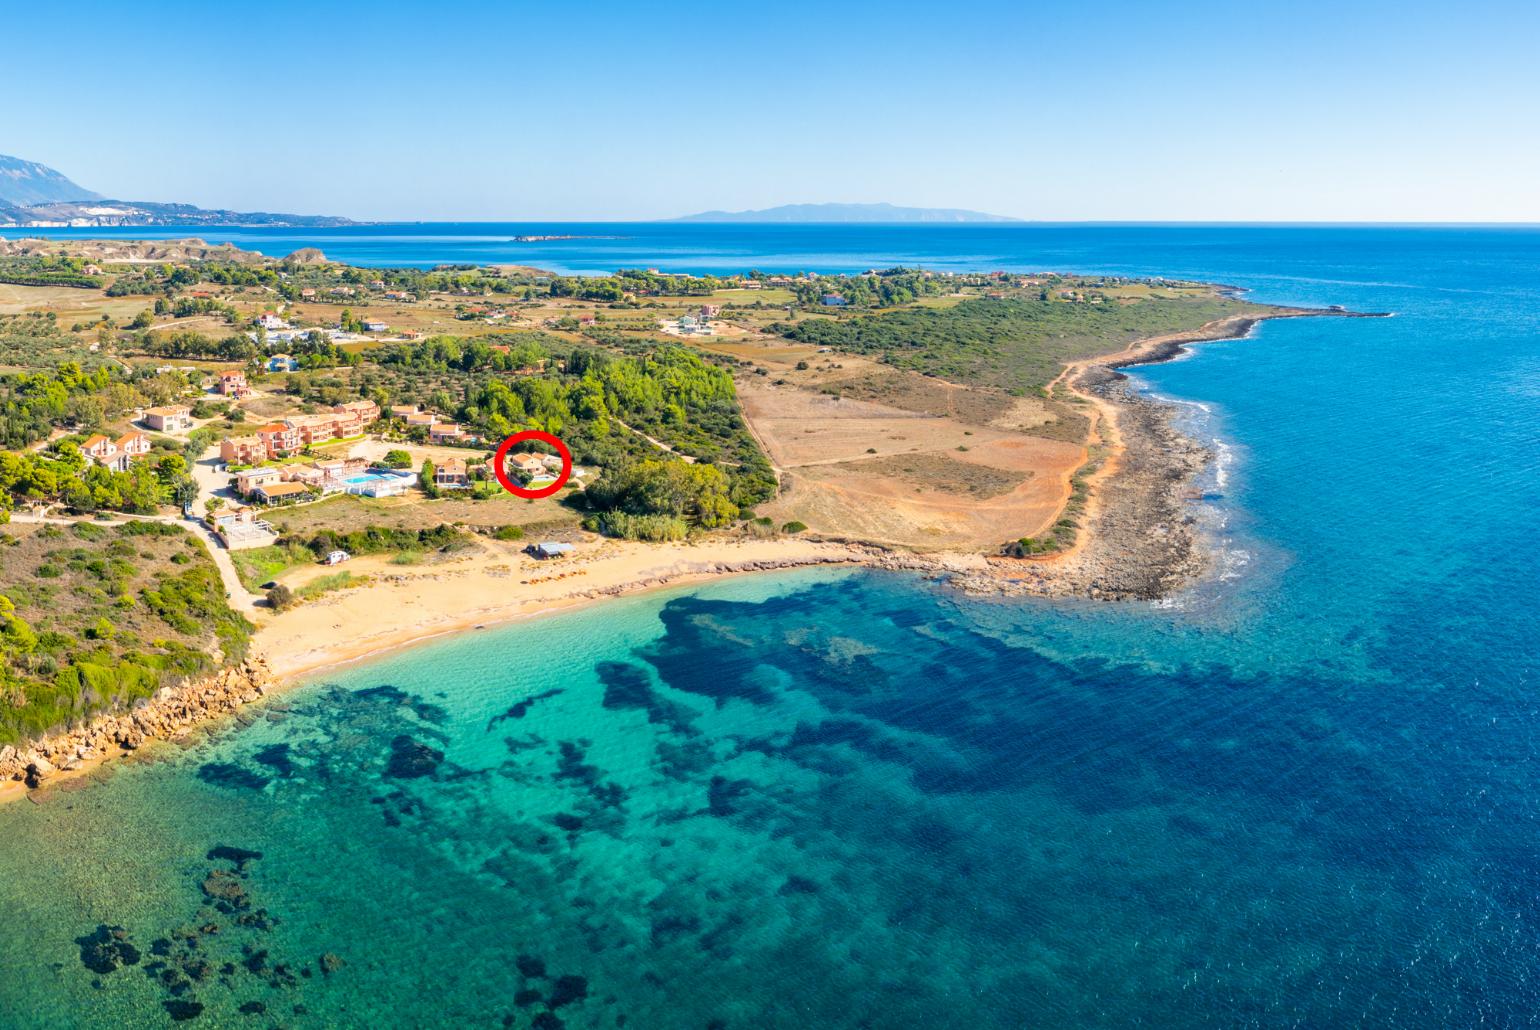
0, 255, 103, 290
0, 443, 194, 515
0, 362, 192, 449
136, 329, 259, 362
361, 336, 775, 511
375, 334, 557, 374
107, 261, 279, 296
132, 327, 358, 369
548, 269, 722, 301
788, 268, 946, 308
584, 459, 739, 529
152, 296, 238, 322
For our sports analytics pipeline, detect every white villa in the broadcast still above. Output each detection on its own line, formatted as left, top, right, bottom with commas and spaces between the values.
208, 507, 278, 550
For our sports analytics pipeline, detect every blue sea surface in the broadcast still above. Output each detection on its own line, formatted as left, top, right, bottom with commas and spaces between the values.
0, 225, 1537, 1027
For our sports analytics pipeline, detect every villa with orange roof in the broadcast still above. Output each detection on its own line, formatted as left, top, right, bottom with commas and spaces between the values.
115, 430, 151, 459
79, 430, 154, 473
434, 456, 471, 489
220, 435, 267, 466
142, 405, 192, 432
81, 434, 131, 473
216, 370, 251, 398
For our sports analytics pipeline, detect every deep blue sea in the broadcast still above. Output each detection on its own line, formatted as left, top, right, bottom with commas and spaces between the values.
1, 224, 1537, 1028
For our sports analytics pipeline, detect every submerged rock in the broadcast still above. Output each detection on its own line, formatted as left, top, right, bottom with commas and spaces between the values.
385, 735, 444, 779
548, 974, 588, 1008
163, 998, 204, 1021
318, 952, 345, 975
200, 870, 250, 912
24, 758, 55, 790
75, 925, 141, 974
196, 762, 270, 791
236, 909, 277, 931
515, 954, 547, 978
207, 845, 264, 869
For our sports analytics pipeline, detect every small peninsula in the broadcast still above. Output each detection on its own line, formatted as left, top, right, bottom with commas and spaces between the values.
0, 239, 1365, 798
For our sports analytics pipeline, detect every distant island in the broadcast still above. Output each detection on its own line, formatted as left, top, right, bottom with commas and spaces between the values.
0, 153, 354, 228
670, 202, 1021, 224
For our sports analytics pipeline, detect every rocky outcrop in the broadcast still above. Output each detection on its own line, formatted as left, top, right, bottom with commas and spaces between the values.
0, 657, 274, 790
283, 247, 327, 265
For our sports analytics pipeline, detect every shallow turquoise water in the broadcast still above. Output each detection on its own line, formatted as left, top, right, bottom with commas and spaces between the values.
1, 227, 1537, 1027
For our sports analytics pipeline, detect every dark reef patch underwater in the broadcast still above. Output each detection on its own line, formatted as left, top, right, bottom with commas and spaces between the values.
0, 561, 1533, 1028
1, 225, 1539, 1027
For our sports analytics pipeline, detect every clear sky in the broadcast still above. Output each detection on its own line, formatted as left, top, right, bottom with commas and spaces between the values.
6, 0, 1539, 222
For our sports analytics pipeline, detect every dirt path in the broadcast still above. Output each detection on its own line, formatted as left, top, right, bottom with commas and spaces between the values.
613, 417, 696, 463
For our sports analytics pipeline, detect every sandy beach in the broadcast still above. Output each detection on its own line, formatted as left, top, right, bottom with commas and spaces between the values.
1, 307, 1371, 806
256, 535, 910, 684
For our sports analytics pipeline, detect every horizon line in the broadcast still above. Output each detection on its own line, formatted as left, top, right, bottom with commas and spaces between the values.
7, 219, 1540, 229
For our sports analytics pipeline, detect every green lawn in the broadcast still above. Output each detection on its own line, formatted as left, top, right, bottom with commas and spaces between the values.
230, 542, 314, 591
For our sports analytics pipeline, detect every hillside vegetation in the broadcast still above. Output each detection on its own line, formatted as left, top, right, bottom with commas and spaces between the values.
771, 293, 1266, 393
0, 520, 252, 744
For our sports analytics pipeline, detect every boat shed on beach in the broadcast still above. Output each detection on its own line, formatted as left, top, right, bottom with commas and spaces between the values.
528, 542, 575, 559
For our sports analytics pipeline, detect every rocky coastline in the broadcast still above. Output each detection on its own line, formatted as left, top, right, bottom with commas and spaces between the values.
0, 658, 273, 795
971, 367, 1212, 601
0, 307, 1379, 801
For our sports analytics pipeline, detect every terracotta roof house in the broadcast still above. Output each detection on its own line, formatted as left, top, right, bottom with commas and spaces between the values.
142, 405, 192, 432
257, 423, 302, 455
235, 467, 283, 495
216, 370, 251, 397
220, 435, 266, 466
80, 433, 113, 457
253, 481, 311, 504
511, 453, 547, 475
434, 456, 470, 489
115, 430, 151, 458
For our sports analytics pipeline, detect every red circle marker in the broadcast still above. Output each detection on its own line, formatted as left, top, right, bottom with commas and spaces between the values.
491, 430, 572, 499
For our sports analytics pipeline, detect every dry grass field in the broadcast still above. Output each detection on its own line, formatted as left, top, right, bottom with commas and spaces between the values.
263, 490, 582, 537
0, 283, 143, 322
737, 369, 1083, 550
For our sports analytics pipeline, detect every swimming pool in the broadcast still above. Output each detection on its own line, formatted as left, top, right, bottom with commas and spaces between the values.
342, 470, 415, 495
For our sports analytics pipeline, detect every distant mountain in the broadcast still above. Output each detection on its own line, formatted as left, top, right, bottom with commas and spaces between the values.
0, 154, 102, 206
0, 152, 354, 228
671, 202, 1021, 224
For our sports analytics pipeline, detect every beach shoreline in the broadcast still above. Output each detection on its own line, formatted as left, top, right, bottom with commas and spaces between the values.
0, 304, 1373, 806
